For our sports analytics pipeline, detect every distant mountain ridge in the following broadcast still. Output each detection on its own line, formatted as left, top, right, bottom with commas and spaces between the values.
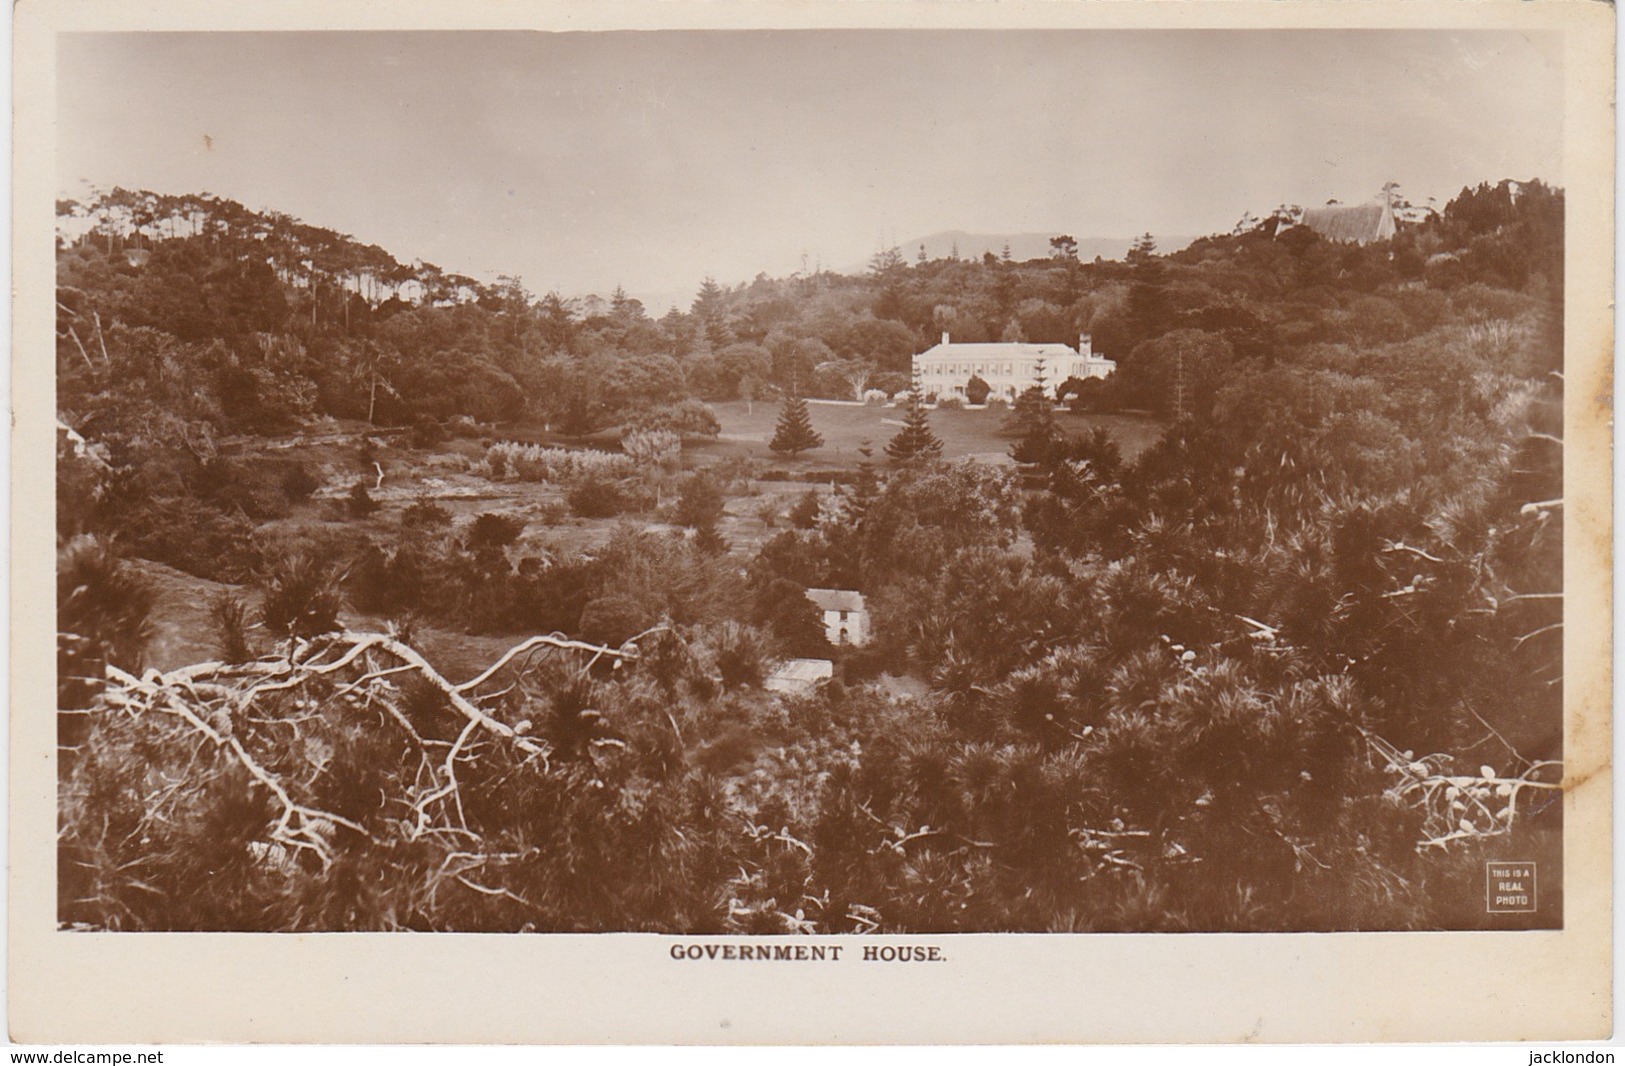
886, 229, 1199, 267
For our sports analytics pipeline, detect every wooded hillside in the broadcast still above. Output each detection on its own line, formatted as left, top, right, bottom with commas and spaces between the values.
57, 179, 1567, 932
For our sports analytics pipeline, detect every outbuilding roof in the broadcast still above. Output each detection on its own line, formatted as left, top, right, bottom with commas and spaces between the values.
766, 659, 835, 685
805, 588, 866, 613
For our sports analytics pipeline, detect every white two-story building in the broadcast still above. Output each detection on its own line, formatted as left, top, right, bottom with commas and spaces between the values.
913, 332, 1115, 401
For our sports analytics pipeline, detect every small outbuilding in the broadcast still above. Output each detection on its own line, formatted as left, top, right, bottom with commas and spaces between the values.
764, 658, 835, 696
805, 588, 870, 647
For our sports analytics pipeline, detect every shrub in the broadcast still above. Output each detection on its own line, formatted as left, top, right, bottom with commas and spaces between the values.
621, 428, 682, 469
347, 481, 379, 518
466, 512, 526, 551
965, 375, 991, 405
862, 389, 889, 405
627, 399, 722, 439
675, 472, 726, 530
401, 497, 453, 530
279, 463, 321, 502
714, 624, 770, 691
193, 458, 291, 521
709, 456, 761, 494
692, 527, 729, 556
532, 500, 572, 526
58, 536, 157, 711
118, 496, 262, 583
347, 541, 428, 618
578, 593, 657, 646
209, 591, 253, 664
484, 442, 634, 484
568, 481, 628, 519
257, 550, 345, 640
868, 371, 911, 398
410, 417, 449, 449
936, 395, 964, 410
788, 489, 822, 529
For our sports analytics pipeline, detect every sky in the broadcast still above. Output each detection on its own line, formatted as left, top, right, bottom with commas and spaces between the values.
58, 30, 1563, 311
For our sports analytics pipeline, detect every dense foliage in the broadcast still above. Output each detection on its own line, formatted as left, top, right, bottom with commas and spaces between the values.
58, 179, 1565, 932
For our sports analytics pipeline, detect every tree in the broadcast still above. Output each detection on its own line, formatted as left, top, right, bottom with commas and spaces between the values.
1049, 235, 1079, 260
867, 246, 905, 276
1118, 329, 1234, 420
819, 357, 876, 401
691, 276, 731, 350
965, 375, 992, 405
885, 376, 944, 464
1005, 386, 1059, 465
756, 577, 831, 657
1126, 234, 1171, 345
788, 489, 823, 529
769, 393, 824, 457
675, 471, 726, 531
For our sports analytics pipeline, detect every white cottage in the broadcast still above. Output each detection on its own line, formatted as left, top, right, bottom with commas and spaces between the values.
805, 588, 870, 647
913, 333, 1115, 401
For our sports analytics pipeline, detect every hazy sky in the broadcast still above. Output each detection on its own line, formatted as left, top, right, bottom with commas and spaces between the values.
59, 30, 1562, 310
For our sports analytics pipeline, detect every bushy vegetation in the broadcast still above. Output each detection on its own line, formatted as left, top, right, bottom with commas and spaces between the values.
484, 442, 636, 483
57, 179, 1566, 932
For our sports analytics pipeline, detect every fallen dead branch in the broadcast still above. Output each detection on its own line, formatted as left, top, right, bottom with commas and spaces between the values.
62, 628, 645, 930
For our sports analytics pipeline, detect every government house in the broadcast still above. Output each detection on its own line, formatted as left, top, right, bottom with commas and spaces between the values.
913, 333, 1116, 401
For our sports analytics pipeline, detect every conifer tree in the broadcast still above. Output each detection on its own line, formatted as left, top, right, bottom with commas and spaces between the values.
886, 378, 944, 464
845, 441, 881, 518
1006, 358, 1060, 465
769, 393, 824, 457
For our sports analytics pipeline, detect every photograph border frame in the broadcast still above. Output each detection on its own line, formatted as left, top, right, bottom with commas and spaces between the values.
11, 0, 1614, 1044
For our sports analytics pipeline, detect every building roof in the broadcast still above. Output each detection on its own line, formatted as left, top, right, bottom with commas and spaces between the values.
1299, 202, 1397, 245
806, 588, 865, 613
916, 341, 1077, 362
767, 659, 834, 684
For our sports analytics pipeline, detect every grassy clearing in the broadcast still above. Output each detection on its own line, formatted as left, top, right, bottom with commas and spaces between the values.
688, 400, 1165, 468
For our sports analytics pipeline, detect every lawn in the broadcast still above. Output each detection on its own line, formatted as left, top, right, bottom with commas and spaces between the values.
687, 399, 1165, 468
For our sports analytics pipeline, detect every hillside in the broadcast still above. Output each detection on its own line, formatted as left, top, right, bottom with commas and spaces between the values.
57, 177, 1570, 934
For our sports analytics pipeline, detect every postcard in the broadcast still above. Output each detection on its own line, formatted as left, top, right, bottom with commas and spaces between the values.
11, 0, 1613, 1044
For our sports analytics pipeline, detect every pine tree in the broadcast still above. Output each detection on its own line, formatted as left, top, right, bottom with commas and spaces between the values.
886, 379, 944, 464
845, 441, 881, 517
1006, 383, 1059, 465
769, 393, 824, 457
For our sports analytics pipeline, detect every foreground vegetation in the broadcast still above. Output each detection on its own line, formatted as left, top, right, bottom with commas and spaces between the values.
58, 179, 1565, 931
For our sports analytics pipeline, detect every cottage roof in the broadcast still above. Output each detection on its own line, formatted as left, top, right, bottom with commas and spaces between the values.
806, 588, 865, 613
1299, 202, 1397, 245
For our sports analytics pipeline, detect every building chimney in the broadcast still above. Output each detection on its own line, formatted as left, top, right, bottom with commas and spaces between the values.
941, 331, 951, 346
1079, 332, 1092, 357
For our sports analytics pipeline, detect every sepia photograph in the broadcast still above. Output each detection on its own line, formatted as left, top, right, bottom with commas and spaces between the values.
14, 0, 1613, 1045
